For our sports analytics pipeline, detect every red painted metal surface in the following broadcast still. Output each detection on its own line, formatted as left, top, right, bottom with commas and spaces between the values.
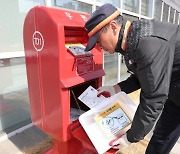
24, 6, 116, 154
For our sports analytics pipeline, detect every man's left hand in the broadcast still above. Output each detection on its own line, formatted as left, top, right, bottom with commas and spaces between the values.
109, 134, 131, 149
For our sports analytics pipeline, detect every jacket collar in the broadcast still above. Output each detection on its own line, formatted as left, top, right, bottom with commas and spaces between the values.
115, 20, 132, 55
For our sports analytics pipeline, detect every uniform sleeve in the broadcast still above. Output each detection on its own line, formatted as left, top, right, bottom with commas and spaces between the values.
118, 74, 141, 94
127, 37, 175, 142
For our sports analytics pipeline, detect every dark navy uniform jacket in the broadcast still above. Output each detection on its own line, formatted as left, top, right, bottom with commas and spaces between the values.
116, 19, 180, 142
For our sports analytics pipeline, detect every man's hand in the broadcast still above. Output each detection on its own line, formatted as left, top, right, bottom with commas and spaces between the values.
97, 86, 116, 97
109, 134, 131, 149
97, 84, 121, 98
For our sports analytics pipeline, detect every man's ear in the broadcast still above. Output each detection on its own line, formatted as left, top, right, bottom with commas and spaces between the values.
109, 20, 119, 35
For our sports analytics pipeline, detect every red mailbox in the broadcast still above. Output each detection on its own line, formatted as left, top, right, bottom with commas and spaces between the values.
23, 6, 116, 154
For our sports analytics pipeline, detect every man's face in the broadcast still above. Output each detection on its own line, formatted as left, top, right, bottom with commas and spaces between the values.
96, 21, 120, 54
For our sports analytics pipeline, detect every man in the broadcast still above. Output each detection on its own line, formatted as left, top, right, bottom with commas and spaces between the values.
84, 3, 180, 154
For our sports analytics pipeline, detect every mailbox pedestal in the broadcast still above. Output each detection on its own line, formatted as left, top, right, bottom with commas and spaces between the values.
23, 6, 116, 154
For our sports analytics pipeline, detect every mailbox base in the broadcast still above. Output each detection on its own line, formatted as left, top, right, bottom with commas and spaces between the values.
44, 137, 97, 154
44, 137, 117, 154
43, 123, 117, 154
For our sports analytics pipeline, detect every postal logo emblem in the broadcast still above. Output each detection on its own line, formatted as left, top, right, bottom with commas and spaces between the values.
32, 31, 44, 51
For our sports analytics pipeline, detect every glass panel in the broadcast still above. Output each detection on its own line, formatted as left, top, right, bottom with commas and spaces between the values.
95, 0, 120, 8
122, 13, 139, 21
154, 0, 162, 21
141, 0, 153, 17
169, 7, 175, 23
0, 57, 30, 132
120, 56, 130, 81
123, 0, 139, 14
103, 52, 118, 86
55, 0, 92, 14
162, 3, 169, 22
175, 12, 179, 24
0, 0, 45, 52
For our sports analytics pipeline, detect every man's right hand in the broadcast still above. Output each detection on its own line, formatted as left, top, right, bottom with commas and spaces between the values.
97, 86, 116, 98
97, 84, 121, 98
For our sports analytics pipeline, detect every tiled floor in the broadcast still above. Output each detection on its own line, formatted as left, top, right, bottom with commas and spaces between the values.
0, 125, 49, 154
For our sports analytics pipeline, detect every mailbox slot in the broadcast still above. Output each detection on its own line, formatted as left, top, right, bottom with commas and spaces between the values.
64, 26, 88, 43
